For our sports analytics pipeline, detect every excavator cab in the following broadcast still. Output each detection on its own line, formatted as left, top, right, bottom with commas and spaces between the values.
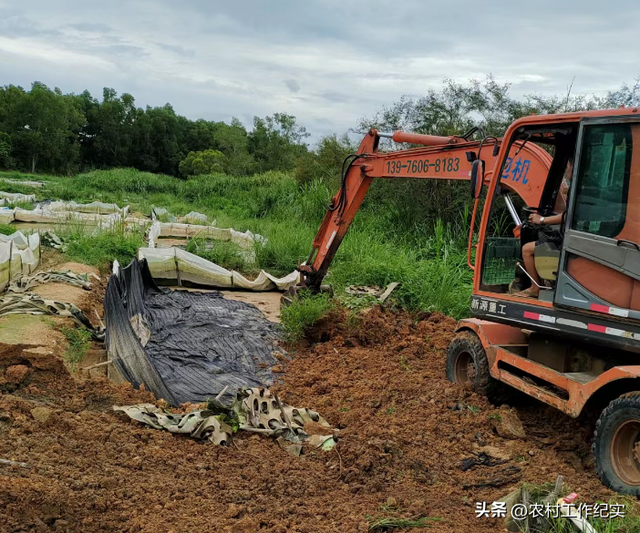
479, 123, 577, 299
458, 112, 640, 495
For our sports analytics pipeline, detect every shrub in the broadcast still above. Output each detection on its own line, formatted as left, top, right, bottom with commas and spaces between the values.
179, 149, 226, 178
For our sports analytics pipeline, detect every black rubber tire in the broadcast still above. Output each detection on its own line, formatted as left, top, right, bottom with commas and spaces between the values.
593, 393, 640, 496
446, 331, 501, 398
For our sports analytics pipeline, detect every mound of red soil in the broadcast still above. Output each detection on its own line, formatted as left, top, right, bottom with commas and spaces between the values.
0, 308, 626, 532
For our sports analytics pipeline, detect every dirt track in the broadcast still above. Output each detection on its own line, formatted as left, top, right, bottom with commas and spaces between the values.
0, 306, 627, 532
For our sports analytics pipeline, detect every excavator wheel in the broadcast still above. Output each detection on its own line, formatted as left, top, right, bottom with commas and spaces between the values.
593, 393, 640, 496
446, 331, 511, 403
447, 331, 495, 396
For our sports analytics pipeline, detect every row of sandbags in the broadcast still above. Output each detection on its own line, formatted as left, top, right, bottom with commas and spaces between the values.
138, 247, 299, 291
147, 221, 266, 250
0, 191, 36, 205
0, 232, 41, 292
41, 200, 129, 216
0, 178, 43, 188
151, 207, 209, 225
0, 207, 123, 227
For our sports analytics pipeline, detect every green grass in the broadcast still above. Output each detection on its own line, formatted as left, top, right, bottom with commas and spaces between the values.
0, 168, 475, 318
0, 223, 14, 235
61, 325, 92, 367
9, 200, 35, 210
280, 291, 336, 342
368, 516, 440, 530
59, 225, 145, 271
185, 238, 251, 273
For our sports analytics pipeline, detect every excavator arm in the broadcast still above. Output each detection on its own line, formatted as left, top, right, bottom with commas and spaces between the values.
299, 129, 553, 291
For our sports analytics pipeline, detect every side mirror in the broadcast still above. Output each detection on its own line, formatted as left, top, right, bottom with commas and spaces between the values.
470, 159, 484, 199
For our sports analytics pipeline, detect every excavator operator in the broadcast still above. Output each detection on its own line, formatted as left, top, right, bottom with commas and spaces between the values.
517, 159, 573, 298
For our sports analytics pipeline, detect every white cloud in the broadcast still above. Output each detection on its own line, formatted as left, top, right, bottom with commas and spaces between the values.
0, 0, 639, 141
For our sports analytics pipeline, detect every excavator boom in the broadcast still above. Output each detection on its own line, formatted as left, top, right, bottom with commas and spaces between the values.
300, 129, 552, 290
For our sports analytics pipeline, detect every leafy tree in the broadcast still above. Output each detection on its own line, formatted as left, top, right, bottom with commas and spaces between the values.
295, 133, 355, 185
212, 118, 255, 175
88, 88, 137, 168
186, 119, 217, 153
1, 76, 639, 181
6, 82, 84, 173
179, 149, 226, 177
0, 132, 13, 169
249, 113, 309, 172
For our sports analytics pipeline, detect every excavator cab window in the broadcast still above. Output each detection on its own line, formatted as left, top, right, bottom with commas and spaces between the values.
480, 123, 579, 294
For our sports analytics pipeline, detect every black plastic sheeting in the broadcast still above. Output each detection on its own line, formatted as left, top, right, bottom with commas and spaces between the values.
104, 258, 280, 406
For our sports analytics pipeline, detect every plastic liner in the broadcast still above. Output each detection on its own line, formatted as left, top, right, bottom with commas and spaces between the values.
0, 232, 41, 292
104, 259, 278, 405
138, 247, 299, 291
104, 258, 281, 406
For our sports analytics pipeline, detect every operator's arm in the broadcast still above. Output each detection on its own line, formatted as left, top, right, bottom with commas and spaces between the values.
529, 212, 564, 225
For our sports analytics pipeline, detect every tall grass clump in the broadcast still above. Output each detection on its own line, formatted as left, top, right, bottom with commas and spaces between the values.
185, 238, 251, 273
254, 222, 316, 276
280, 290, 336, 342
60, 325, 92, 367
60, 225, 145, 271
0, 223, 15, 235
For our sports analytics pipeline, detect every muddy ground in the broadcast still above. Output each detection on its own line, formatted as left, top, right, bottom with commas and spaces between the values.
0, 294, 633, 532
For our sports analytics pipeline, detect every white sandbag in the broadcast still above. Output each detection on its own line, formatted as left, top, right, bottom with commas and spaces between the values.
231, 270, 275, 291
46, 200, 126, 215
139, 246, 298, 292
147, 221, 161, 249
0, 231, 28, 248
264, 269, 300, 290
151, 207, 176, 222
0, 208, 14, 224
158, 222, 233, 241
23, 233, 40, 273
0, 242, 10, 291
230, 229, 256, 250
139, 247, 233, 288
15, 247, 35, 275
0, 191, 36, 204
179, 211, 208, 224
0, 178, 43, 188
0, 232, 42, 289
14, 207, 121, 229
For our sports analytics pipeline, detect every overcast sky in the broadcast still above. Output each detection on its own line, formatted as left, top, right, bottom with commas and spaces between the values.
0, 1, 638, 142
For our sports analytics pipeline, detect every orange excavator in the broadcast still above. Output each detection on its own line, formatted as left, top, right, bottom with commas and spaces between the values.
299, 108, 640, 495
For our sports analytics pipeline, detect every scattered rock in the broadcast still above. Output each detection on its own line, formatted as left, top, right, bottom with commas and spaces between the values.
5, 365, 30, 384
225, 503, 242, 519
271, 364, 284, 373
476, 445, 511, 461
30, 406, 54, 424
490, 410, 526, 440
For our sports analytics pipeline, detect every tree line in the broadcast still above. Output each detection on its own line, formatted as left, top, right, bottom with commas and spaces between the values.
0, 82, 311, 176
0, 77, 638, 182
